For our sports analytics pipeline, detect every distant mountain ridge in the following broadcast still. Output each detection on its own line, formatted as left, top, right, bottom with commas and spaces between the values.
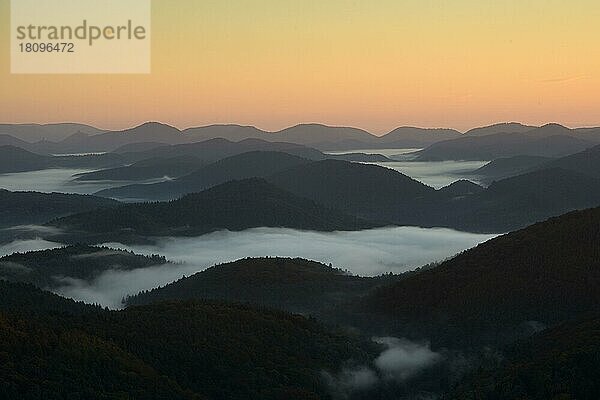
3, 121, 600, 153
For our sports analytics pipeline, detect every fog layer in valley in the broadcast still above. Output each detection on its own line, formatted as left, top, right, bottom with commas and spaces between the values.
106, 227, 494, 276
372, 160, 488, 188
0, 168, 170, 195
0, 168, 115, 194
51, 226, 493, 308
325, 148, 488, 188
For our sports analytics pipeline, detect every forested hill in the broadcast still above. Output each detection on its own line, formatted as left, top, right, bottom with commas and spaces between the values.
95, 150, 312, 201
268, 159, 435, 224
127, 257, 400, 317
0, 280, 378, 400
448, 314, 600, 399
49, 178, 378, 243
0, 245, 168, 290
0, 189, 118, 228
356, 207, 600, 347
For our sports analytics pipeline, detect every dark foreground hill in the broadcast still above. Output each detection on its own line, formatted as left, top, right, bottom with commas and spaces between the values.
0, 189, 118, 228
0, 280, 377, 400
354, 207, 600, 347
50, 178, 377, 243
126, 257, 400, 317
448, 314, 600, 400
0, 245, 168, 290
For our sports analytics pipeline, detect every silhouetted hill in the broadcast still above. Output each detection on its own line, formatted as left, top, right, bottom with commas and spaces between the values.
541, 143, 600, 179
0, 123, 105, 142
184, 124, 268, 142
50, 178, 376, 242
436, 180, 483, 198
379, 127, 461, 147
74, 155, 206, 181
0, 280, 99, 316
448, 314, 600, 400
473, 155, 553, 182
0, 245, 168, 290
122, 137, 325, 164
356, 207, 600, 347
326, 152, 391, 162
0, 145, 52, 173
416, 132, 593, 161
474, 144, 600, 182
465, 122, 536, 137
275, 123, 377, 149
268, 159, 435, 224
70, 122, 187, 152
111, 141, 168, 153
0, 145, 126, 173
96, 151, 312, 201
427, 168, 600, 232
0, 281, 374, 400
127, 257, 399, 317
0, 189, 118, 228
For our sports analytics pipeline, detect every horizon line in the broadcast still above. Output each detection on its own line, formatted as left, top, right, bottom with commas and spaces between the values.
2, 120, 600, 137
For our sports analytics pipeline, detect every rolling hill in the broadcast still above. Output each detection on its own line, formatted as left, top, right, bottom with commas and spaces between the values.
473, 155, 553, 183
0, 245, 168, 290
464, 122, 536, 137
0, 189, 118, 228
448, 314, 600, 400
0, 280, 376, 400
268, 159, 435, 224
378, 127, 461, 147
0, 145, 52, 173
0, 123, 105, 142
74, 155, 207, 182
126, 257, 399, 317
95, 151, 312, 201
355, 207, 600, 347
50, 178, 377, 242
436, 168, 600, 232
415, 131, 594, 161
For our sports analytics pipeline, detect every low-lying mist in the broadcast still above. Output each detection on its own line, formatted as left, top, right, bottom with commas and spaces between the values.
1, 226, 494, 308
105, 226, 494, 276
323, 337, 443, 399
373, 160, 488, 188
71, 226, 491, 308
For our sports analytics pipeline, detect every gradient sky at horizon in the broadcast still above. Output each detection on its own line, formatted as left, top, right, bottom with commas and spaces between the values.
1, 0, 599, 134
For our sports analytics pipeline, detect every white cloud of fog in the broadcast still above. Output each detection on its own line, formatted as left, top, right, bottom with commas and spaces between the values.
1, 226, 493, 309
104, 226, 495, 277
0, 238, 62, 257
324, 337, 442, 399
53, 262, 205, 309
322, 366, 379, 399
373, 337, 442, 382
0, 168, 112, 194
373, 160, 488, 188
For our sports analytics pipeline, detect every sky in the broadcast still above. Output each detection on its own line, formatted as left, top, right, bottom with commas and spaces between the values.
1, 0, 599, 134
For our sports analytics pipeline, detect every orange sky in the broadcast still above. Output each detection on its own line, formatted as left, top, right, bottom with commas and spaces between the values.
1, 0, 599, 134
